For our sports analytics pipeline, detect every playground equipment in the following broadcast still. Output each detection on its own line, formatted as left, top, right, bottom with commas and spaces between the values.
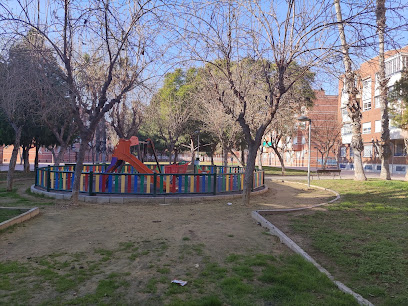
34, 137, 266, 197
104, 136, 162, 188
104, 137, 192, 190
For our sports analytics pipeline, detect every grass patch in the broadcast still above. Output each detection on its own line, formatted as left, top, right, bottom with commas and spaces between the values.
290, 179, 408, 305
0, 208, 26, 223
0, 237, 357, 305
262, 166, 307, 176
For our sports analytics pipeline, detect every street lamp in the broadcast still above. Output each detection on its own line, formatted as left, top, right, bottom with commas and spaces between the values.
298, 116, 312, 188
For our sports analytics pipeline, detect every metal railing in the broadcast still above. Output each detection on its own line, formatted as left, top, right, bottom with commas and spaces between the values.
35, 164, 264, 196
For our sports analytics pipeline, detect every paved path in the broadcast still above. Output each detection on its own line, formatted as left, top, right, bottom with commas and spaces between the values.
267, 169, 406, 181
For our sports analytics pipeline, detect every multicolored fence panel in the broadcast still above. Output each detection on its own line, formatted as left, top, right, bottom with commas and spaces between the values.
93, 173, 155, 195
35, 165, 264, 196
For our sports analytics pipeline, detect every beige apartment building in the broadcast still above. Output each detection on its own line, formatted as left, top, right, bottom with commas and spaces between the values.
338, 46, 408, 174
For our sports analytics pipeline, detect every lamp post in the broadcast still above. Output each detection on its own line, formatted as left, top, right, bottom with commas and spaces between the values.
298, 116, 312, 188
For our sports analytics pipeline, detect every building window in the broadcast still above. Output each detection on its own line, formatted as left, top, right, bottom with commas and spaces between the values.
340, 146, 347, 157
362, 78, 371, 111
363, 100, 372, 111
375, 120, 381, 133
374, 96, 380, 108
363, 144, 373, 157
394, 142, 406, 156
385, 56, 401, 77
362, 122, 371, 134
342, 124, 352, 135
396, 166, 406, 172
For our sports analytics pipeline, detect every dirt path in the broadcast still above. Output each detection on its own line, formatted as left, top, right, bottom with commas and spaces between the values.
1, 179, 335, 261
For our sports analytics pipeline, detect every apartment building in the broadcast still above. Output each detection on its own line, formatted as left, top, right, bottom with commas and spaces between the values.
261, 89, 340, 169
338, 46, 408, 174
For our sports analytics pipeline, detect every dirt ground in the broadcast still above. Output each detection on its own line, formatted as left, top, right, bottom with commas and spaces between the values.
0, 178, 339, 304
0, 179, 335, 261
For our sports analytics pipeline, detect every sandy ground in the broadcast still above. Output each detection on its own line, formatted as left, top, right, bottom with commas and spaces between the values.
0, 179, 335, 262
0, 178, 341, 304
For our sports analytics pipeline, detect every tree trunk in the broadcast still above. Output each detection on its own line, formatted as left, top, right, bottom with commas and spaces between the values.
173, 148, 178, 164
241, 146, 246, 166
54, 145, 68, 166
23, 146, 30, 173
242, 144, 258, 205
351, 120, 367, 180
377, 0, 391, 180
71, 135, 91, 204
272, 146, 285, 175
222, 143, 228, 167
7, 126, 22, 191
210, 154, 214, 166
334, 0, 366, 181
34, 144, 39, 170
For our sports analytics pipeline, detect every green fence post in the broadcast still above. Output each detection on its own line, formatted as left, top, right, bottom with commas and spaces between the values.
89, 171, 94, 196
213, 173, 217, 195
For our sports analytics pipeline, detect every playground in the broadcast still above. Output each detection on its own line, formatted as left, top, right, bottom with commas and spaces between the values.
33, 137, 265, 200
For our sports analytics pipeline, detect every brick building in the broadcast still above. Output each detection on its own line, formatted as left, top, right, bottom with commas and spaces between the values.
261, 89, 340, 169
338, 46, 408, 174
0, 144, 109, 166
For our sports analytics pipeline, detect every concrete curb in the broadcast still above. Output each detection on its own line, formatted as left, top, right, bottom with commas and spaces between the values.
30, 184, 268, 204
0, 207, 40, 231
251, 180, 373, 306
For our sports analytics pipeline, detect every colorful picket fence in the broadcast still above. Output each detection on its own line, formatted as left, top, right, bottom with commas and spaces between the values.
35, 164, 264, 196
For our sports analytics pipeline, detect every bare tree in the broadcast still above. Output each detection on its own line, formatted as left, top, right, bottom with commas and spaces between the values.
0, 0, 165, 202
146, 95, 194, 163
0, 36, 42, 190
334, 0, 367, 181
311, 114, 342, 169
196, 69, 242, 167
110, 100, 144, 140
375, 0, 392, 180
180, 0, 337, 205
265, 109, 297, 175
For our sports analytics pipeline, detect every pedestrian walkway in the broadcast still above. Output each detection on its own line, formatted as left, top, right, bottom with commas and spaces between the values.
267, 168, 406, 181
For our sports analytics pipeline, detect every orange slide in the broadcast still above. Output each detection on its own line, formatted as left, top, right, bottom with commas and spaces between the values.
112, 138, 164, 187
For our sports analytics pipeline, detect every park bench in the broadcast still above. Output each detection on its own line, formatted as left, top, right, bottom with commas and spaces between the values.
316, 169, 341, 179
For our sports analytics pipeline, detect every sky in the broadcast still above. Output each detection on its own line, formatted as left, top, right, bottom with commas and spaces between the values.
2, 0, 408, 97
